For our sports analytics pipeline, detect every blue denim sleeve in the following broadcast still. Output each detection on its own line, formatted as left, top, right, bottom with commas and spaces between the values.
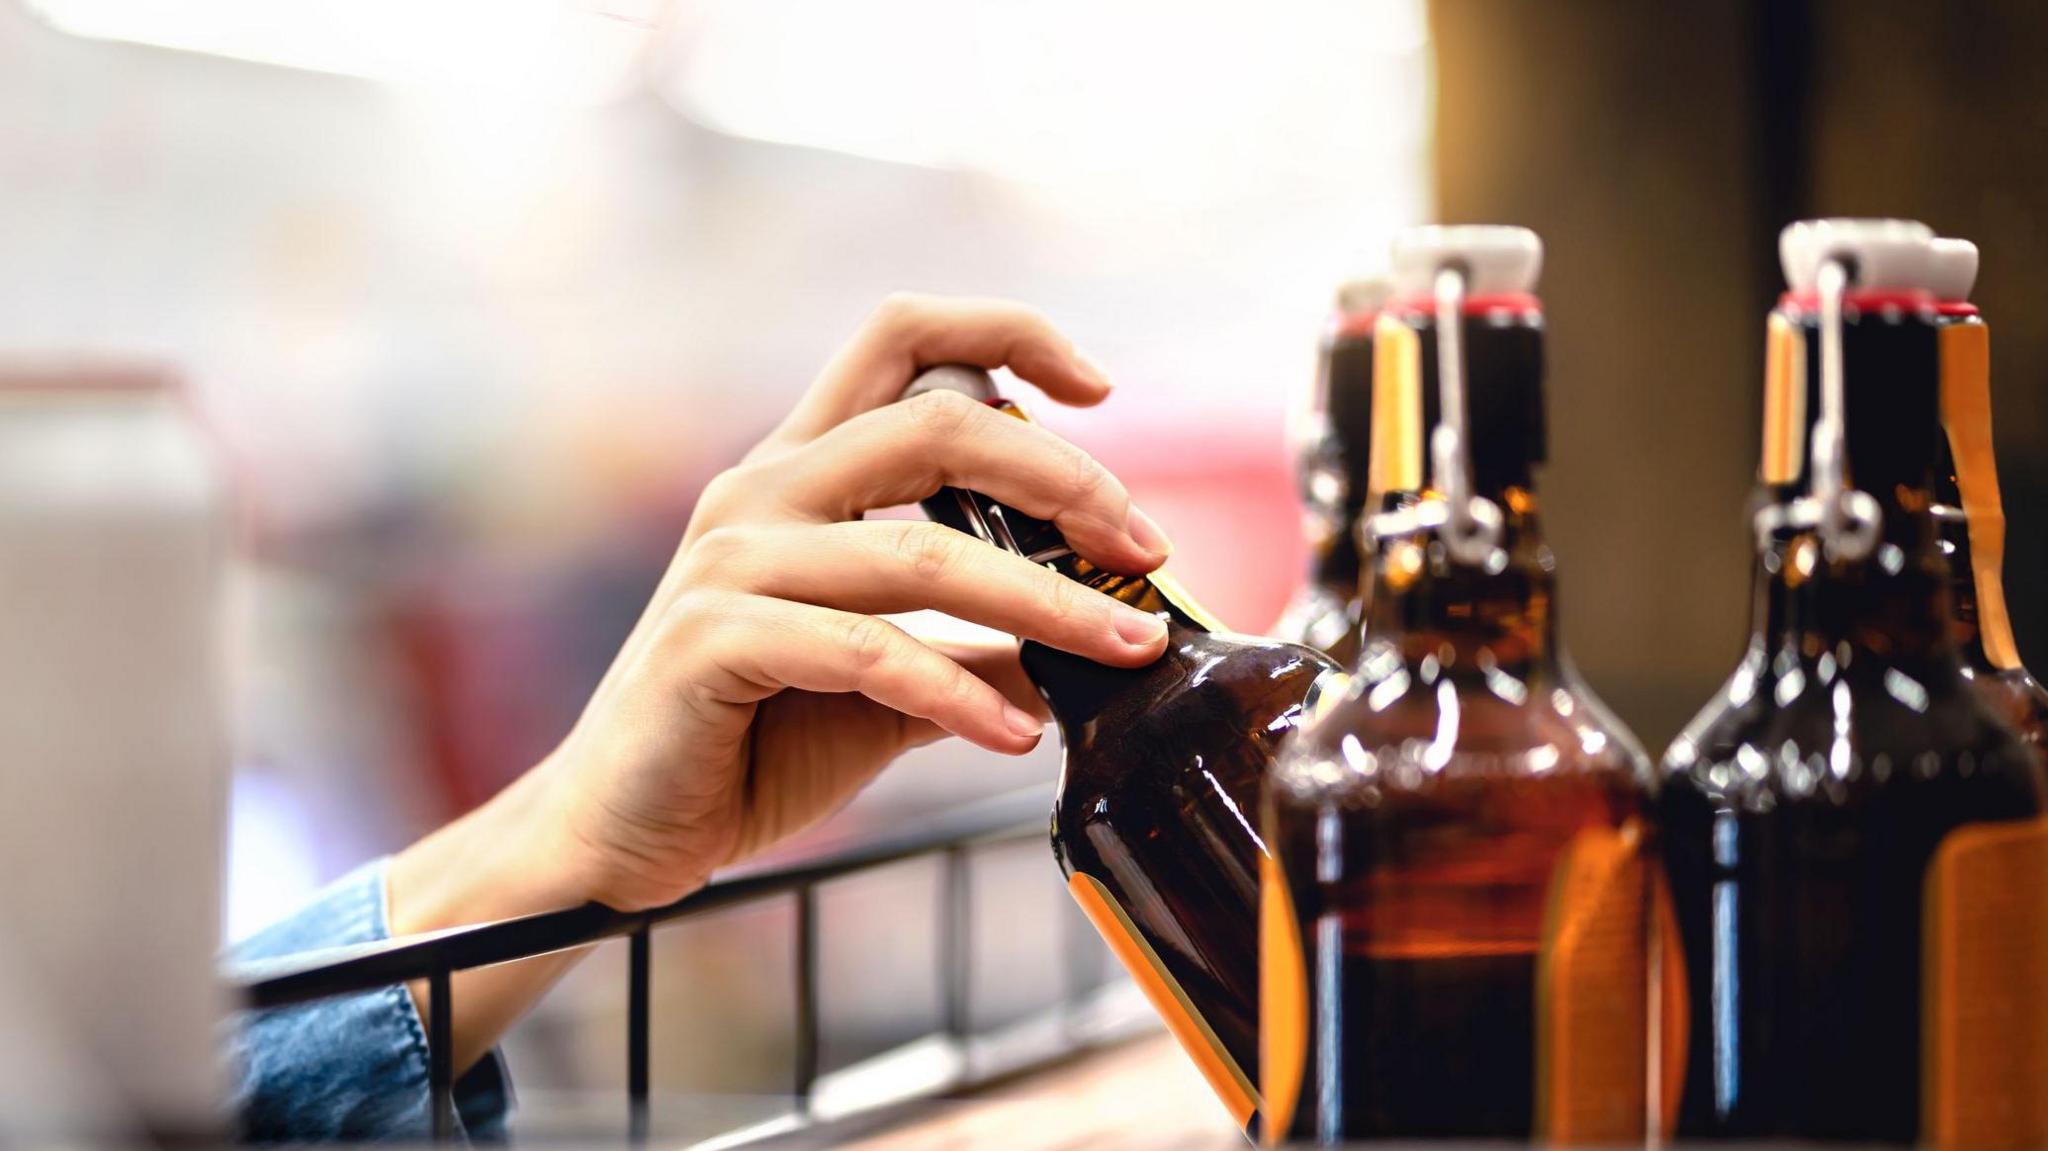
224, 860, 511, 1142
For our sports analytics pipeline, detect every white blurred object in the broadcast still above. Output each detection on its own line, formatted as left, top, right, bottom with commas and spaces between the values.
19, 0, 657, 105
657, 0, 1431, 206
0, 924, 126, 1141
0, 364, 230, 1137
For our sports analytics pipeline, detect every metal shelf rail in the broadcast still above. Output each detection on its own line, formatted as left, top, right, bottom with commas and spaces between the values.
229, 786, 1114, 1144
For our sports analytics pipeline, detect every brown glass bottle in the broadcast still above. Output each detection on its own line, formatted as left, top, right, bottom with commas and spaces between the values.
1262, 227, 1660, 1145
901, 366, 1340, 1132
1927, 238, 2048, 754
1659, 220, 2048, 1147
1275, 280, 1387, 667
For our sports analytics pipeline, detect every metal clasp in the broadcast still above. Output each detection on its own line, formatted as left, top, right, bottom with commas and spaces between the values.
1427, 264, 1505, 567
1755, 256, 1882, 561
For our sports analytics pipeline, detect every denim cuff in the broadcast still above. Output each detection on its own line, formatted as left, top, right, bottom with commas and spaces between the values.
226, 859, 511, 1142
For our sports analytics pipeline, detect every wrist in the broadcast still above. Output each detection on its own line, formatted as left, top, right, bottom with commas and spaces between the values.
387, 760, 597, 938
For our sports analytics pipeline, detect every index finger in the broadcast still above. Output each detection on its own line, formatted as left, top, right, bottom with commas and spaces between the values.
765, 293, 1112, 449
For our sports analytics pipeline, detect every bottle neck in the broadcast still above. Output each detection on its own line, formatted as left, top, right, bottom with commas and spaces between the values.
1747, 302, 1959, 664
1361, 487, 1560, 678
917, 483, 1216, 725
1935, 443, 2001, 672
1353, 299, 1554, 676
1747, 522, 1958, 664
1305, 515, 1364, 593
1299, 324, 1375, 595
1933, 505, 1998, 667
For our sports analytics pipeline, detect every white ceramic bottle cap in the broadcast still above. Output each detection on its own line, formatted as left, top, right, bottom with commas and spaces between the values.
1927, 237, 1979, 303
1778, 218, 1935, 293
1389, 225, 1542, 297
1335, 276, 1393, 317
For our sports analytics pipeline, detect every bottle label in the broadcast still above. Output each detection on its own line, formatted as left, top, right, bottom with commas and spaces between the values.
1652, 868, 1688, 1137
1534, 822, 1661, 1143
1259, 851, 1308, 1143
1762, 312, 1808, 484
1370, 315, 1425, 499
1939, 321, 2022, 671
1145, 569, 1229, 634
1067, 872, 1259, 1128
1922, 814, 2048, 1150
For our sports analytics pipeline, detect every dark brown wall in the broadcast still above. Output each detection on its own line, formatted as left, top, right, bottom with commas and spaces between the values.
1432, 1, 1767, 747
1803, 0, 2048, 673
1432, 0, 2048, 750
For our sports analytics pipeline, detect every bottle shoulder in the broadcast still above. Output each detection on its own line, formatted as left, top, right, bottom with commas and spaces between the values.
1153, 629, 1339, 708
1271, 644, 1651, 806
1271, 586, 1358, 661
1961, 665, 2048, 748
1663, 643, 2045, 808
1048, 630, 1335, 795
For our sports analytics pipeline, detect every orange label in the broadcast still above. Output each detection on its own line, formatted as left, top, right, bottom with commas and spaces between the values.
1652, 869, 1688, 1138
1535, 822, 1655, 1144
1939, 321, 2021, 671
1067, 872, 1258, 1128
1147, 569, 1229, 634
1762, 312, 1807, 485
1259, 851, 1308, 1143
1922, 814, 2048, 1150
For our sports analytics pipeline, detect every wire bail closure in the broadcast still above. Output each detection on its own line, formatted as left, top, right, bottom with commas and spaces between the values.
1755, 255, 1882, 560
1428, 264, 1505, 567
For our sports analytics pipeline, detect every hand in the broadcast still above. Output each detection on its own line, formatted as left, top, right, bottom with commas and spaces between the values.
385, 295, 1173, 1070
543, 293, 1176, 909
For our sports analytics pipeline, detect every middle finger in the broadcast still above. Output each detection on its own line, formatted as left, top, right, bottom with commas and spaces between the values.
692, 519, 1170, 668
761, 388, 1173, 573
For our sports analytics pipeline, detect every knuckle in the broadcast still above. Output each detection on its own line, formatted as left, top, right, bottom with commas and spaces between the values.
1039, 571, 1083, 623
686, 525, 754, 577
1008, 303, 1058, 340
839, 615, 896, 674
941, 661, 983, 711
1058, 442, 1113, 504
867, 292, 933, 340
657, 589, 733, 650
897, 522, 965, 584
901, 387, 983, 443
693, 466, 753, 523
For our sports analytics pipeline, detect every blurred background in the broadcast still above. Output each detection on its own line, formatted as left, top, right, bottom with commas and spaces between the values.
2, 0, 2045, 1133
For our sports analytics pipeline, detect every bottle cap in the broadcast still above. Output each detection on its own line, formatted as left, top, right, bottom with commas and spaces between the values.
1335, 276, 1393, 317
1778, 218, 1934, 293
901, 364, 999, 405
1389, 225, 1542, 296
1927, 237, 1980, 303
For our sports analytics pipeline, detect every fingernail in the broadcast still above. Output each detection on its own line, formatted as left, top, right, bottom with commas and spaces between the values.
1075, 349, 1113, 391
1114, 605, 1168, 647
1126, 504, 1174, 557
1003, 704, 1045, 739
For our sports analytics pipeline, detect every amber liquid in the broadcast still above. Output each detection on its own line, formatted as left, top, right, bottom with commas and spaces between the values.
1271, 713, 1654, 1141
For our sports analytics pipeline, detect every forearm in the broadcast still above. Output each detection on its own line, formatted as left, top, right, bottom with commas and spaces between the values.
385, 760, 635, 1075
